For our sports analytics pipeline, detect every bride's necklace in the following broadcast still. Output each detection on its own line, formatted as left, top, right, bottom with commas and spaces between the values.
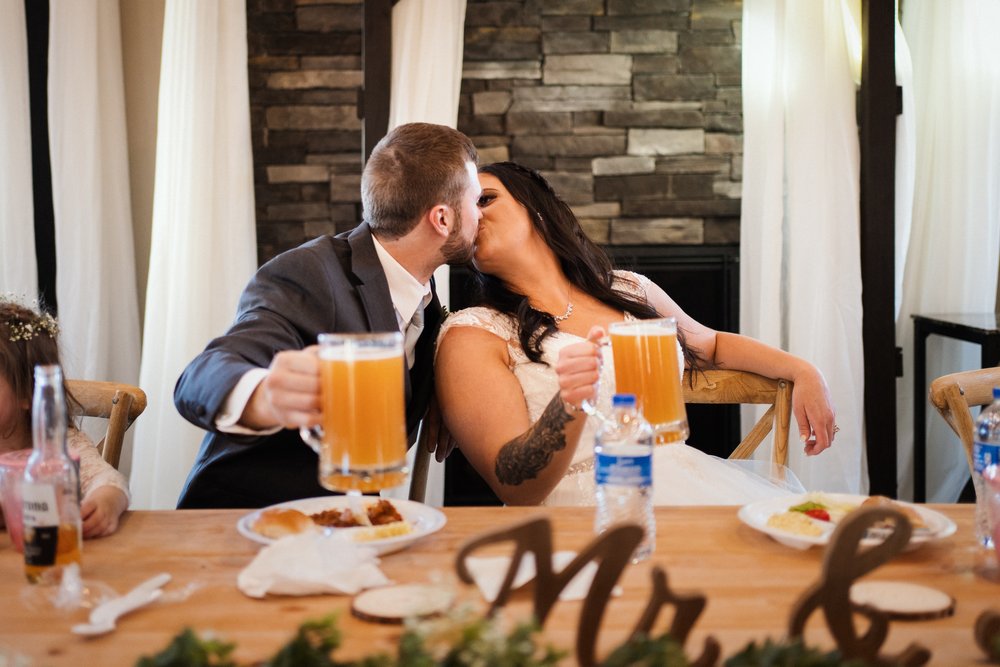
553, 301, 574, 323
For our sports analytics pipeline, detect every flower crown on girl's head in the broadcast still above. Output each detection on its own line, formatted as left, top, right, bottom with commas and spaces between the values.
1, 294, 59, 343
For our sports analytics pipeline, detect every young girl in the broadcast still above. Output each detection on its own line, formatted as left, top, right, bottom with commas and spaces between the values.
0, 298, 129, 537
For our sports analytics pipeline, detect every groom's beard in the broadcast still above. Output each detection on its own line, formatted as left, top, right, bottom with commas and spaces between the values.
441, 208, 475, 265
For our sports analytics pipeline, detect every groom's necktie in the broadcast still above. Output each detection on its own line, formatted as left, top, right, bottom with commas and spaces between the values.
403, 295, 430, 369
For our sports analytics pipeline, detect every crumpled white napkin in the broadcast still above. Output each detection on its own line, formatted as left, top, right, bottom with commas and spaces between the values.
463, 551, 620, 602
238, 532, 390, 598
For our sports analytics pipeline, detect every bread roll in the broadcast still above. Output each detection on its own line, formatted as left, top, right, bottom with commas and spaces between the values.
861, 495, 928, 531
252, 508, 315, 539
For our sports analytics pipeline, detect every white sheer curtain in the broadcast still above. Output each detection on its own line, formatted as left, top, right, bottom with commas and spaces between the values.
129, 0, 256, 509
382, 0, 467, 507
895, 0, 1000, 501
741, 0, 866, 493
0, 0, 37, 296
47, 1, 141, 389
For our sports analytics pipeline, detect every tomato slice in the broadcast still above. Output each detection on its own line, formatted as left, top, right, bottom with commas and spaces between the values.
804, 508, 831, 522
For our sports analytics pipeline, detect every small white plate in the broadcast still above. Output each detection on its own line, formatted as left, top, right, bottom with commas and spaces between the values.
737, 493, 957, 551
237, 496, 447, 555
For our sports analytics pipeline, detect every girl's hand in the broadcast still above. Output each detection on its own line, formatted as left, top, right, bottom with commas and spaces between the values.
791, 367, 837, 455
81, 486, 129, 538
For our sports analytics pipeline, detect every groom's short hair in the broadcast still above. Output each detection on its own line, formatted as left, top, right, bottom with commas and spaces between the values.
361, 123, 478, 239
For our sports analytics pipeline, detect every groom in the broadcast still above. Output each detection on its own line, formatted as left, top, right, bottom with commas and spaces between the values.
174, 123, 481, 509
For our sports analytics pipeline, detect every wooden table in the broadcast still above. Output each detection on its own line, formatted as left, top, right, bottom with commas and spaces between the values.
0, 506, 995, 665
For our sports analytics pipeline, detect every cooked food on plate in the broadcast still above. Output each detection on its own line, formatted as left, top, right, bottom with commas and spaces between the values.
764, 493, 929, 538
255, 499, 412, 540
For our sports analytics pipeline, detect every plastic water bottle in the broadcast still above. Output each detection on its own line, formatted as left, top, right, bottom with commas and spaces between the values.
22, 365, 82, 584
595, 393, 655, 562
973, 387, 1000, 548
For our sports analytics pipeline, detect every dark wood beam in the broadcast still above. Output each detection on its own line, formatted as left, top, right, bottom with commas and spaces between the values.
860, 0, 900, 496
361, 0, 393, 162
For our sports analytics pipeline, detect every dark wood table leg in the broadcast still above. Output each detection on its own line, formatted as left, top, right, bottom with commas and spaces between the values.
913, 320, 928, 502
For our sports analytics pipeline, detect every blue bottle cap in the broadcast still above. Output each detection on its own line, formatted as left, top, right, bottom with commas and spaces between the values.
994, 387, 1000, 400
612, 393, 637, 408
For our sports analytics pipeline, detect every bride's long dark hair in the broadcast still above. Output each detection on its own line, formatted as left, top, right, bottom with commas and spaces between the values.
472, 162, 699, 368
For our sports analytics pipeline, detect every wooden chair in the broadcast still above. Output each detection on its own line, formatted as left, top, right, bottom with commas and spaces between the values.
65, 380, 147, 470
928, 367, 1000, 473
408, 400, 442, 503
682, 369, 793, 467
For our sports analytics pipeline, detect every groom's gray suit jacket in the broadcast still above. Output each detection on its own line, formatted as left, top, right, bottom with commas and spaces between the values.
174, 223, 442, 509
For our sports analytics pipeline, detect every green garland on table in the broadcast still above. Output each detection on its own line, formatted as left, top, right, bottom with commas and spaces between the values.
134, 613, 876, 667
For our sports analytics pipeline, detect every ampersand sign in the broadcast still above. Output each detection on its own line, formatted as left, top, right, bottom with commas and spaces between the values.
788, 506, 930, 666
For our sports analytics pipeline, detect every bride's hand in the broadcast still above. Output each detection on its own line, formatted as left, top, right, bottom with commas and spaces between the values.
555, 325, 605, 411
791, 366, 837, 455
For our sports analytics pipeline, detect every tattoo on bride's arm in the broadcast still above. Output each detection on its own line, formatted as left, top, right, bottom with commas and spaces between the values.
495, 394, 572, 486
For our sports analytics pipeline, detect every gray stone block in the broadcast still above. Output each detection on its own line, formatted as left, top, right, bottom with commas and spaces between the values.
679, 30, 736, 46
300, 55, 361, 69
594, 173, 670, 200
512, 155, 555, 170
579, 218, 610, 243
543, 54, 633, 85
541, 0, 605, 16
592, 156, 655, 175
477, 144, 511, 164
713, 178, 741, 198
610, 30, 678, 54
706, 113, 742, 132
541, 16, 592, 31
268, 70, 362, 89
512, 134, 626, 157
555, 157, 597, 171
257, 89, 358, 105
671, 174, 715, 198
540, 170, 594, 204
267, 165, 329, 183
611, 218, 703, 244
715, 73, 742, 87
633, 55, 681, 73
705, 132, 741, 154
254, 183, 299, 204
594, 15, 674, 31
305, 151, 360, 171
704, 217, 740, 243
327, 204, 358, 224
544, 31, 609, 54
267, 202, 330, 220
731, 154, 742, 179
717, 87, 742, 111
303, 220, 338, 237
266, 105, 361, 130
465, 2, 527, 27
473, 91, 513, 115
605, 103, 703, 128
627, 128, 704, 156
470, 134, 509, 147
511, 84, 631, 111
295, 4, 362, 31
270, 130, 361, 153
249, 55, 299, 71
459, 113, 506, 136
506, 111, 573, 133
608, 0, 691, 15
691, 2, 740, 30
572, 110, 602, 126
466, 27, 541, 61
654, 155, 730, 174
329, 173, 362, 202
622, 198, 740, 216
572, 202, 621, 218
634, 74, 716, 101
680, 45, 740, 74
463, 61, 542, 80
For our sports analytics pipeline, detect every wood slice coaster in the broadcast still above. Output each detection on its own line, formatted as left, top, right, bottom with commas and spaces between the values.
351, 584, 455, 624
849, 581, 956, 620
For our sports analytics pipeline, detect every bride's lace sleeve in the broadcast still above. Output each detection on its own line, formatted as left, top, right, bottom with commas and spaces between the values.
436, 307, 518, 359
612, 269, 655, 301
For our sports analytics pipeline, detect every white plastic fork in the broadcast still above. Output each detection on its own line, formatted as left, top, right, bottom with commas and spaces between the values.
71, 573, 171, 637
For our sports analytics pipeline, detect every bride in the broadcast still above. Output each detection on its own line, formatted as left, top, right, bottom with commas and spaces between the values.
434, 162, 837, 506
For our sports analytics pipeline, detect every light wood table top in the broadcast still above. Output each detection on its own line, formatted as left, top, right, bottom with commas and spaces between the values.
0, 505, 995, 665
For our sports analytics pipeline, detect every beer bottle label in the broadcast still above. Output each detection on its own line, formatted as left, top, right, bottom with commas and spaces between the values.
23, 483, 59, 566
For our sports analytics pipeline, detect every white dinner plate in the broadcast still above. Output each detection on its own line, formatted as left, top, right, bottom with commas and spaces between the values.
237, 496, 447, 555
737, 493, 957, 551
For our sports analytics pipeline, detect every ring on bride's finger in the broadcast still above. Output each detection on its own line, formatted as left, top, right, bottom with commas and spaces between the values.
833, 425, 840, 434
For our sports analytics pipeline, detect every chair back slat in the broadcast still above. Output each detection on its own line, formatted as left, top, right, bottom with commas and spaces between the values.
65, 380, 147, 470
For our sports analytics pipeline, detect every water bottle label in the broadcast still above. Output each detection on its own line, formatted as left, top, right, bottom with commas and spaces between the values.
595, 453, 652, 487
973, 442, 1000, 473
22, 483, 59, 527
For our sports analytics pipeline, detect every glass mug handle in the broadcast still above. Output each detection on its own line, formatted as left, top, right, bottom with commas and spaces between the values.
579, 333, 610, 424
299, 425, 323, 454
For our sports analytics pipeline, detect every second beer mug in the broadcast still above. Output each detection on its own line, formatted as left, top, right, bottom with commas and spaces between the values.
300, 332, 409, 493
609, 318, 689, 444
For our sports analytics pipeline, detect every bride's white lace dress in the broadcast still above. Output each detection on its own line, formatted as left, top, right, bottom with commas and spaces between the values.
438, 270, 803, 506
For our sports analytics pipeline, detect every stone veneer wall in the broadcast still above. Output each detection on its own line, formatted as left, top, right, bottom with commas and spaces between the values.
248, 0, 742, 263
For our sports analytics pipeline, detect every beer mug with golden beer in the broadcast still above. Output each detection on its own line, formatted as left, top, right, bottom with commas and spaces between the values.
609, 318, 689, 443
300, 332, 409, 493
